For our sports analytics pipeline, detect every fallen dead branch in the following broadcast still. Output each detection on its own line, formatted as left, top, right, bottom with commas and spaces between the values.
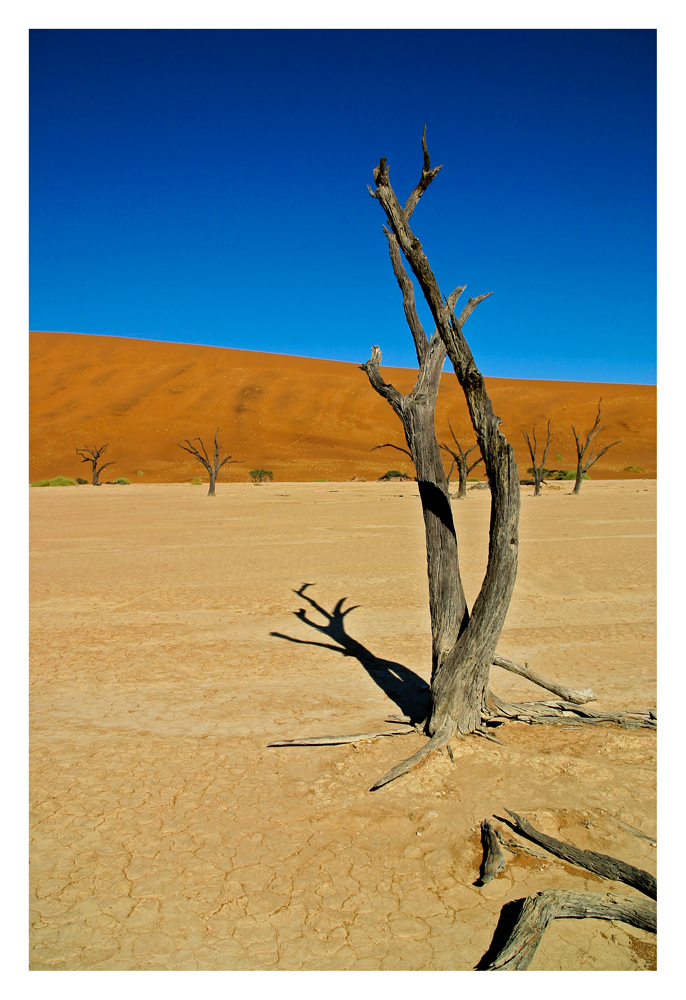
503, 809, 656, 899
479, 890, 657, 970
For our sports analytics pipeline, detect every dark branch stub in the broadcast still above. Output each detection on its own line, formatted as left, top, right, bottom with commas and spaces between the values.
477, 819, 508, 885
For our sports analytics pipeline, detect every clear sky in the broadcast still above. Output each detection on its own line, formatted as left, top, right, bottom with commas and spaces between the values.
29, 28, 656, 383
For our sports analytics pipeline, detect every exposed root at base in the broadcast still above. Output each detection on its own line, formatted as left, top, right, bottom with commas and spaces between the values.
369, 723, 454, 791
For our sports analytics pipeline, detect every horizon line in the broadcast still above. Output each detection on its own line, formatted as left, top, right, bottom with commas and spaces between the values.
29, 330, 657, 389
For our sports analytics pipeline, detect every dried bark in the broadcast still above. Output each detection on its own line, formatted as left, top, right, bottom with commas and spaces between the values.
522, 420, 552, 496
480, 890, 657, 970
178, 428, 241, 496
572, 398, 621, 494
76, 443, 115, 486
503, 809, 657, 899
441, 420, 483, 498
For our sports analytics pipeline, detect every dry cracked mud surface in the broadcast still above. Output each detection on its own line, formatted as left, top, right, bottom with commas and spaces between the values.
30, 480, 656, 970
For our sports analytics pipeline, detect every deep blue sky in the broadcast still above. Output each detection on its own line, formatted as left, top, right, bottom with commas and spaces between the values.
29, 29, 656, 383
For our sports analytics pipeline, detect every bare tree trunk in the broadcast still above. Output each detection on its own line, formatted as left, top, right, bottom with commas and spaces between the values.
208, 472, 216, 496
571, 466, 584, 496
369, 147, 520, 740
457, 460, 468, 499
363, 343, 469, 684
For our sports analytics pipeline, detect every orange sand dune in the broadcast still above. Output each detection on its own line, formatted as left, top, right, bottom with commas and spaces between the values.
29, 331, 656, 483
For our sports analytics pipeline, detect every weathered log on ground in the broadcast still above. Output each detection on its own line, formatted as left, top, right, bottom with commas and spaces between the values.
503, 810, 657, 899
491, 655, 595, 704
477, 819, 507, 884
478, 889, 657, 970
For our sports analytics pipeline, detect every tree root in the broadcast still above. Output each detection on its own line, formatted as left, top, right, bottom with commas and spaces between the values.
486, 691, 656, 730
502, 809, 657, 899
491, 654, 595, 704
477, 819, 508, 884
268, 725, 415, 747
478, 890, 657, 970
369, 723, 454, 791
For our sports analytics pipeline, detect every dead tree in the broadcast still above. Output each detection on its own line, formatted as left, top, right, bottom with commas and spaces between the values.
177, 428, 241, 496
440, 420, 483, 498
571, 398, 621, 495
76, 444, 115, 486
271, 133, 655, 791
522, 421, 552, 496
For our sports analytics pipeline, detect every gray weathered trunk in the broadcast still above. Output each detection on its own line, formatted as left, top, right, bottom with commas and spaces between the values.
369, 149, 520, 737
457, 459, 468, 498
208, 473, 216, 496
572, 465, 584, 495
403, 402, 469, 674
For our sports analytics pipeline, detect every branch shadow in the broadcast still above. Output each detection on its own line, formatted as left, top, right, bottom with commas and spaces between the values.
270, 583, 429, 722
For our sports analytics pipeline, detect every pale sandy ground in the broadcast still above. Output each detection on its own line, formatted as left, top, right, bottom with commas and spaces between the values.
29, 479, 656, 971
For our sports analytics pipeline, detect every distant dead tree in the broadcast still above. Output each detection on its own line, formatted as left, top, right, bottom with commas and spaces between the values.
571, 398, 621, 495
440, 420, 483, 498
522, 421, 552, 496
177, 428, 242, 496
76, 444, 115, 486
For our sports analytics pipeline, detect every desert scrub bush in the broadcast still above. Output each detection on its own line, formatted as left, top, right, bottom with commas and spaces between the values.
112, 477, 131, 485
190, 476, 203, 485
76, 477, 88, 485
528, 467, 588, 481
250, 469, 273, 484
30, 476, 76, 487
379, 470, 411, 481
624, 465, 645, 474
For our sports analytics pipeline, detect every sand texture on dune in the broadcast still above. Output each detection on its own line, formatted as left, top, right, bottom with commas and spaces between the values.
30, 332, 656, 483
30, 480, 656, 970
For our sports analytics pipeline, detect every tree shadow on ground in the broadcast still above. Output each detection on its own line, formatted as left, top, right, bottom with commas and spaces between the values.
270, 583, 429, 722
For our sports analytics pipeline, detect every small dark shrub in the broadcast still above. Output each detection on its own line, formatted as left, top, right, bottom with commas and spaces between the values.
379, 470, 411, 481
76, 477, 88, 485
250, 469, 273, 484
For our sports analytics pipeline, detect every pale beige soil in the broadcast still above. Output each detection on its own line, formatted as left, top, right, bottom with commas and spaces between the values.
29, 479, 656, 971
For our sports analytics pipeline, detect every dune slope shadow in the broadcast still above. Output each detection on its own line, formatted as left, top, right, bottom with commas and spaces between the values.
270, 583, 429, 721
